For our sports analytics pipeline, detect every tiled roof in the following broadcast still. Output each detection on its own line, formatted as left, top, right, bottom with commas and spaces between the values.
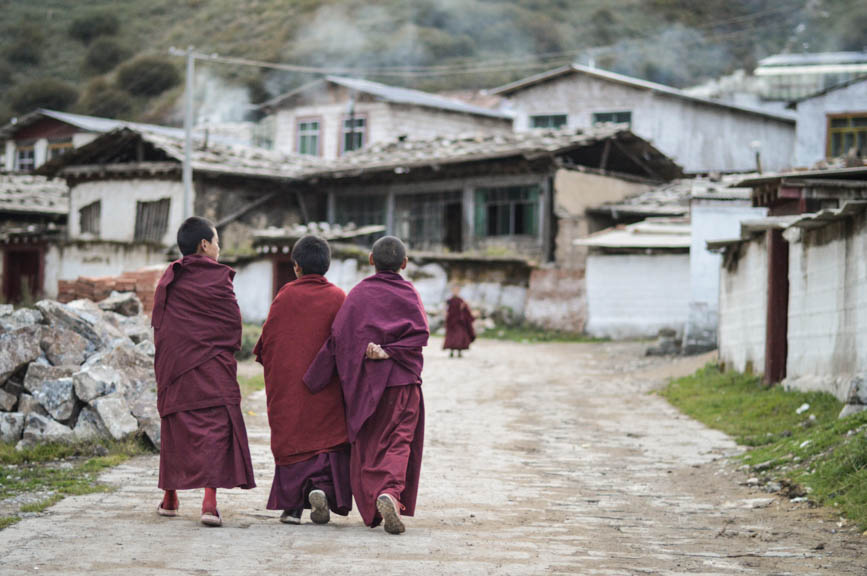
574, 218, 691, 250
0, 174, 68, 215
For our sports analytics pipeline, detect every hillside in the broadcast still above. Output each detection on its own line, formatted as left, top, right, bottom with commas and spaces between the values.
1, 0, 865, 126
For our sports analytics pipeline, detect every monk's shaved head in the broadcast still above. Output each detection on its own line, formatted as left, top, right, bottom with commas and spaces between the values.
177, 216, 216, 256
371, 236, 407, 272
292, 235, 331, 276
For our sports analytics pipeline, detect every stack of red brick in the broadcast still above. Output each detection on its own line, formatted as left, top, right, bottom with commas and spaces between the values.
57, 266, 166, 314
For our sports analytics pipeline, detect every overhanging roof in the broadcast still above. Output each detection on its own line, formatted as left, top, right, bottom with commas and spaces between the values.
490, 64, 795, 124
574, 218, 691, 250
0, 108, 186, 140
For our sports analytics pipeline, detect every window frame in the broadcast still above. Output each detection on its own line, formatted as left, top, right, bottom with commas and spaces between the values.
826, 112, 867, 159
79, 200, 101, 237
47, 139, 74, 161
339, 113, 368, 156
474, 185, 540, 238
295, 116, 322, 157
592, 110, 632, 128
14, 145, 35, 172
133, 198, 171, 244
529, 114, 568, 129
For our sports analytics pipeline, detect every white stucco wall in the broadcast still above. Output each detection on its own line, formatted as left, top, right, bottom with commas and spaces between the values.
718, 235, 768, 374
233, 259, 274, 324
506, 72, 796, 173
43, 242, 169, 299
585, 252, 690, 339
684, 200, 766, 352
783, 213, 867, 401
793, 79, 867, 168
68, 179, 184, 246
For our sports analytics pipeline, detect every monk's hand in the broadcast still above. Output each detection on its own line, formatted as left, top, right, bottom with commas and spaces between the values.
366, 342, 390, 360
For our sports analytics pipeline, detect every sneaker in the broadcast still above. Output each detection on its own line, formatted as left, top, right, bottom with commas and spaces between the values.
280, 509, 302, 524
376, 493, 405, 535
308, 489, 330, 525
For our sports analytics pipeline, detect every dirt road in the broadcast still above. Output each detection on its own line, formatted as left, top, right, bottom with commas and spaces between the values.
1, 339, 864, 575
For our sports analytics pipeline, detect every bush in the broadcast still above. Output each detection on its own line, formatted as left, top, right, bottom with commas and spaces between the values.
0, 61, 12, 87
9, 79, 79, 114
68, 13, 120, 45
236, 323, 262, 360
78, 78, 133, 118
4, 39, 41, 66
84, 38, 131, 74
116, 56, 180, 97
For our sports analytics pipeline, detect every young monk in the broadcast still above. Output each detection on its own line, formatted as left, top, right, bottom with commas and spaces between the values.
153, 216, 255, 527
304, 236, 429, 535
443, 285, 475, 358
253, 235, 351, 525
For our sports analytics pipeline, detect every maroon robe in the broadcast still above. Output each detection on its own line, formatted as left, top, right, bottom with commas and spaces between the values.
254, 274, 351, 514
443, 296, 475, 351
304, 271, 429, 527
153, 253, 255, 491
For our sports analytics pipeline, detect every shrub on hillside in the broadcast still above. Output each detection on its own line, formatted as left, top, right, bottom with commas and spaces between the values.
4, 39, 41, 66
9, 79, 78, 114
84, 38, 131, 74
68, 13, 120, 45
0, 61, 13, 87
78, 78, 133, 118
116, 56, 180, 97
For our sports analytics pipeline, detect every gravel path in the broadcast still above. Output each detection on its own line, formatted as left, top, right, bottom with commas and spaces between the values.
1, 339, 864, 575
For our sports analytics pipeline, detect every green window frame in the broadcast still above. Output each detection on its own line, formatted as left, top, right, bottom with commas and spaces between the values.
296, 120, 320, 156
530, 114, 568, 129
592, 111, 632, 127
474, 186, 540, 238
827, 114, 867, 158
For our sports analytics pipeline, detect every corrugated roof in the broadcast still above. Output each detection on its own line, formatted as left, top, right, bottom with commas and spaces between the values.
0, 174, 68, 215
758, 51, 867, 68
260, 76, 512, 120
738, 166, 867, 187
574, 218, 691, 250
0, 108, 186, 140
490, 64, 795, 124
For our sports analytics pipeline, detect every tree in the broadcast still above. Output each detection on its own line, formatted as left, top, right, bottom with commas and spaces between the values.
68, 13, 120, 45
84, 38, 131, 74
116, 56, 180, 97
9, 79, 79, 114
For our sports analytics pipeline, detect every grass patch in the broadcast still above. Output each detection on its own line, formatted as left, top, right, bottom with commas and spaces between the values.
0, 516, 19, 530
236, 323, 262, 361
0, 437, 153, 529
661, 363, 867, 529
479, 325, 608, 344
238, 373, 265, 398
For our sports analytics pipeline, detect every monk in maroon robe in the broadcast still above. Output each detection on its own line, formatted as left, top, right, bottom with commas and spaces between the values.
304, 236, 428, 535
154, 216, 255, 527
253, 235, 351, 525
443, 285, 475, 358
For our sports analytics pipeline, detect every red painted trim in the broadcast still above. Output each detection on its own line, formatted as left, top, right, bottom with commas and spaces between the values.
294, 115, 324, 157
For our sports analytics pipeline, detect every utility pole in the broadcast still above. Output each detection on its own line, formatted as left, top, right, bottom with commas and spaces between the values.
183, 46, 195, 219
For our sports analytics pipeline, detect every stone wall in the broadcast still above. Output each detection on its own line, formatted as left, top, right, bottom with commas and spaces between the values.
718, 235, 769, 374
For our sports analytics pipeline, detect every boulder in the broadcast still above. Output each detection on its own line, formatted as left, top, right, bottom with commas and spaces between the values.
0, 325, 44, 382
0, 388, 17, 411
17, 393, 47, 416
130, 388, 159, 447
40, 327, 89, 367
19, 413, 74, 447
135, 340, 155, 357
0, 308, 43, 331
36, 300, 102, 347
846, 375, 867, 406
0, 412, 25, 442
73, 406, 108, 440
839, 404, 867, 419
126, 326, 153, 345
24, 364, 77, 394
92, 394, 138, 440
73, 365, 129, 403
32, 377, 76, 421
0, 304, 13, 317
98, 292, 143, 317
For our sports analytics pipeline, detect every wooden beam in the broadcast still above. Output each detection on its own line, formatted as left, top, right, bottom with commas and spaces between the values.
611, 140, 662, 181
215, 192, 278, 230
599, 139, 611, 171
295, 191, 310, 224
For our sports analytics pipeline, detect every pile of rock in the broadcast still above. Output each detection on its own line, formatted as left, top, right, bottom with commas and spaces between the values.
0, 292, 160, 450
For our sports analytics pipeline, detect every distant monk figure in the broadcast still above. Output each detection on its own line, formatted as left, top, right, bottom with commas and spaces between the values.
443, 285, 475, 358
304, 236, 429, 535
153, 216, 255, 527
253, 235, 351, 525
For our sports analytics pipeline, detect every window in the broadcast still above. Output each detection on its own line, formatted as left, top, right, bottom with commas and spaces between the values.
342, 117, 366, 154
79, 201, 101, 236
134, 199, 171, 244
15, 146, 35, 172
48, 139, 73, 160
592, 111, 632, 128
296, 119, 320, 156
530, 114, 568, 129
827, 114, 867, 158
334, 194, 385, 228
474, 186, 540, 237
395, 191, 463, 252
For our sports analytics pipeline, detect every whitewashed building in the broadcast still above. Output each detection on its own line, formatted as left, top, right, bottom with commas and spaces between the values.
787, 76, 867, 168
259, 76, 513, 160
491, 64, 797, 173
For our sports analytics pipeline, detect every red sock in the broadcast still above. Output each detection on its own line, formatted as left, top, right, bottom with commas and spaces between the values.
202, 488, 217, 514
162, 490, 178, 511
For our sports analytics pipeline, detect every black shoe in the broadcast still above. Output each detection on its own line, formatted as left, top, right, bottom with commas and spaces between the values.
280, 508, 302, 524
